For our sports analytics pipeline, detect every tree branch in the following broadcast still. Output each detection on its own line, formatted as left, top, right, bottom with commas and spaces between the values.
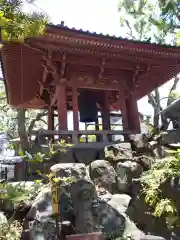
147, 93, 157, 109
167, 75, 179, 106
28, 110, 47, 134
124, 19, 135, 39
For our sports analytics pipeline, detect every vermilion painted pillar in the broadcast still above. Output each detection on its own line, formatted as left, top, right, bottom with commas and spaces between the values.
119, 94, 129, 131
48, 106, 54, 130
102, 91, 110, 130
66, 232, 104, 240
56, 84, 67, 130
72, 86, 79, 131
125, 92, 140, 133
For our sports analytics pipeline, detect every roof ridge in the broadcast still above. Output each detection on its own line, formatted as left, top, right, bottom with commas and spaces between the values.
47, 22, 180, 49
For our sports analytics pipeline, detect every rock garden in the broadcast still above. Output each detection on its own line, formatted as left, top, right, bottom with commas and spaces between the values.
0, 133, 180, 240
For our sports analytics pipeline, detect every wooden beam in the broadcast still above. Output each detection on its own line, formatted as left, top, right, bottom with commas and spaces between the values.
53, 53, 146, 71
67, 81, 120, 91
27, 39, 180, 66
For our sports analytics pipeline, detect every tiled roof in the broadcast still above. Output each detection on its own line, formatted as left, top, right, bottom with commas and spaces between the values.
1, 22, 180, 107
48, 22, 179, 49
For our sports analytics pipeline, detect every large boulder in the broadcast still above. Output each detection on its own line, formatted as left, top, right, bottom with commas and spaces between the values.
129, 134, 151, 155
148, 141, 167, 159
21, 163, 91, 239
21, 182, 74, 239
69, 179, 97, 234
126, 195, 169, 239
104, 143, 132, 163
89, 160, 116, 193
115, 161, 143, 194
50, 163, 89, 181
133, 155, 154, 171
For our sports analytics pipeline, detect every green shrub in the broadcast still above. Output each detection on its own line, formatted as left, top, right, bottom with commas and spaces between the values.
140, 149, 180, 228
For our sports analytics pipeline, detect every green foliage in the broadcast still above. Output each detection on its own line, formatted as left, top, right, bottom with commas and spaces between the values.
0, 181, 41, 202
168, 90, 180, 100
118, 0, 180, 44
140, 149, 180, 228
0, 0, 48, 43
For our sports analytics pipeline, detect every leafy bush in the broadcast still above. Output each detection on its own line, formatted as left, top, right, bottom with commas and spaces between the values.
0, 181, 41, 202
140, 149, 180, 228
0, 220, 22, 240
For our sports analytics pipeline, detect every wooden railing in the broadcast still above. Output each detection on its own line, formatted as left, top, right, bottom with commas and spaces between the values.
31, 129, 135, 144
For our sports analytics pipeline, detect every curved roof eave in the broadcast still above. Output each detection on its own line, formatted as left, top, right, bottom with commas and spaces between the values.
47, 23, 180, 49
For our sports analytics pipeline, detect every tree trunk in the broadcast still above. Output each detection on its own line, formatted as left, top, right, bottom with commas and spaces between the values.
148, 89, 161, 129
17, 109, 29, 152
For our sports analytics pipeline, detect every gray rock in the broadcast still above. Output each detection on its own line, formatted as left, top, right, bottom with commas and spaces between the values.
160, 130, 180, 144
21, 183, 74, 239
94, 200, 126, 239
104, 143, 132, 162
171, 231, 180, 240
108, 194, 131, 214
133, 155, 154, 171
116, 161, 143, 193
22, 163, 92, 239
126, 196, 169, 238
69, 179, 97, 233
129, 134, 149, 150
73, 149, 98, 165
160, 176, 180, 213
141, 236, 165, 240
148, 141, 167, 158
107, 195, 145, 239
89, 160, 116, 192
50, 163, 89, 181
123, 216, 145, 239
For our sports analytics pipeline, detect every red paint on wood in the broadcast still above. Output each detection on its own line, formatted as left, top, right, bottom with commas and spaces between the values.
119, 95, 129, 131
72, 86, 79, 131
56, 84, 67, 130
125, 93, 140, 133
48, 106, 54, 130
66, 232, 104, 240
102, 91, 110, 130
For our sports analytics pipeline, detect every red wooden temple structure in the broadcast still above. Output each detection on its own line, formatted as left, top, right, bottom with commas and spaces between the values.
1, 23, 180, 142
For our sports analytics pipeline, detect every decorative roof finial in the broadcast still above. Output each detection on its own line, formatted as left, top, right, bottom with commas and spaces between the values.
61, 21, 65, 26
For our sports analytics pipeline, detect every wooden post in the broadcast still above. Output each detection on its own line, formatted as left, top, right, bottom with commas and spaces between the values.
95, 116, 101, 142
102, 91, 110, 141
125, 92, 140, 133
72, 86, 79, 131
119, 94, 129, 131
56, 84, 67, 131
102, 91, 110, 130
48, 106, 54, 131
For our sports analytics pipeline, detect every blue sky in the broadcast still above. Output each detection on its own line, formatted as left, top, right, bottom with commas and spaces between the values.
23, 0, 180, 117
